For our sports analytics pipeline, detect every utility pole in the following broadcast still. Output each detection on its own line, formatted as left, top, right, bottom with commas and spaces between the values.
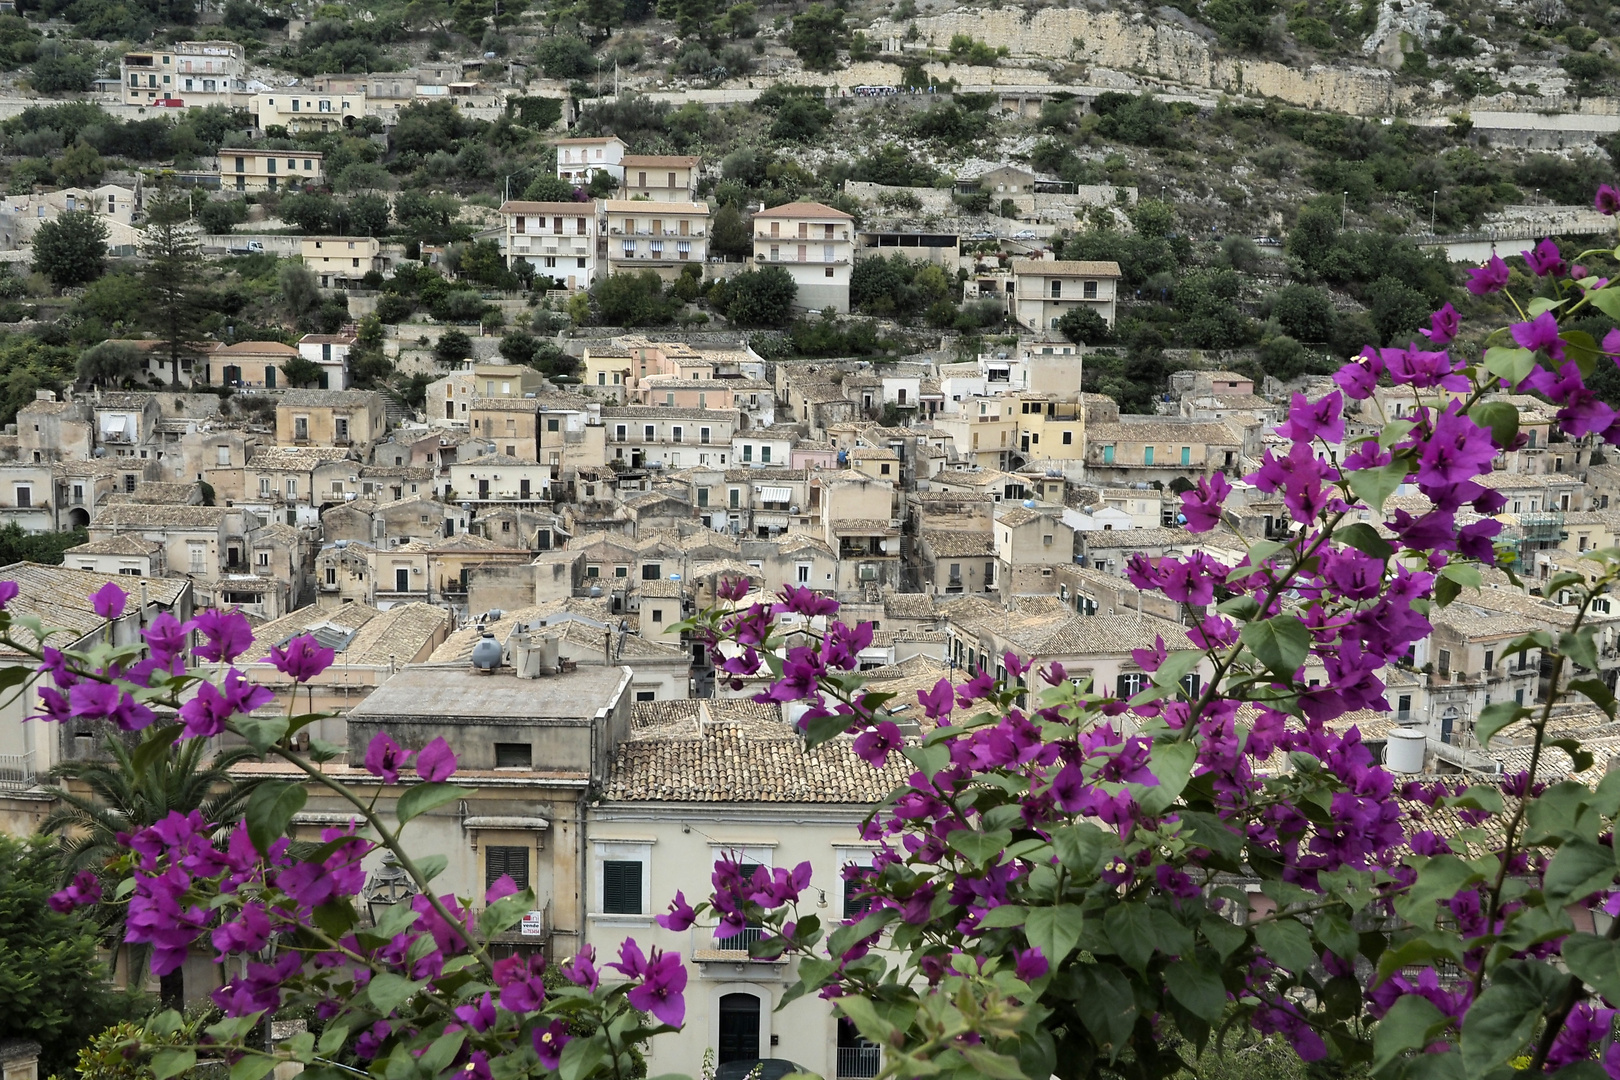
1341, 190, 1348, 230
1430, 189, 1437, 235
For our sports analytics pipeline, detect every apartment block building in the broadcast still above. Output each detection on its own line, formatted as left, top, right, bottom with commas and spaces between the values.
603, 200, 710, 282
554, 135, 627, 186
300, 236, 384, 287
121, 41, 246, 107
252, 89, 368, 133
616, 155, 699, 201
752, 201, 855, 313
1007, 258, 1123, 330
218, 148, 325, 193
498, 200, 598, 289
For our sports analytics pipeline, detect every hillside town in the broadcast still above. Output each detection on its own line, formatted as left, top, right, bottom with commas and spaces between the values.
0, 0, 1612, 1069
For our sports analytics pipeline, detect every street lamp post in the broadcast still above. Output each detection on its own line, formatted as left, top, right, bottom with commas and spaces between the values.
1341, 191, 1349, 230
1430, 190, 1437, 235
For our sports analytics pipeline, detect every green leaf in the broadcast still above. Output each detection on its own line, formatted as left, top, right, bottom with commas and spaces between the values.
366, 972, 424, 1015
395, 783, 474, 827
1025, 903, 1085, 965
245, 780, 306, 856
479, 890, 536, 937
1051, 823, 1104, 876
1570, 678, 1618, 720
1314, 910, 1360, 961
1240, 615, 1311, 678
1253, 918, 1316, 973
1073, 964, 1137, 1057
947, 828, 1012, 869
557, 1034, 608, 1080
1459, 961, 1559, 1075
1103, 902, 1155, 972
237, 715, 290, 754
131, 725, 183, 775
1337, 522, 1393, 560
977, 905, 1027, 929
1528, 296, 1565, 317
316, 1024, 350, 1057
803, 709, 854, 748
1201, 914, 1246, 960
1372, 993, 1447, 1073
1563, 933, 1620, 1003
1346, 458, 1410, 514
1482, 346, 1536, 386
417, 853, 448, 881
1592, 286, 1620, 323
1561, 629, 1601, 673
151, 1051, 196, 1080
1136, 740, 1197, 816
1164, 957, 1226, 1024
901, 742, 951, 780
1475, 701, 1530, 747
1470, 400, 1521, 451
836, 996, 899, 1044
283, 1032, 315, 1065
1150, 649, 1203, 691
959, 1046, 1026, 1080
231, 1056, 278, 1080
1544, 837, 1618, 903
417, 1031, 465, 1076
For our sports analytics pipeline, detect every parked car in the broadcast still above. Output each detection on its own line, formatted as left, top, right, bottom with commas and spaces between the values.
715, 1060, 813, 1080
1012, 229, 1038, 240
228, 241, 265, 256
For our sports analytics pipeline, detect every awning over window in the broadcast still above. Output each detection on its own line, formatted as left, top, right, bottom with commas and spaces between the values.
758, 486, 792, 502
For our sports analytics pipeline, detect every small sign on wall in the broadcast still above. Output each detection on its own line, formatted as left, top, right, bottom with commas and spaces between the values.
521, 910, 545, 936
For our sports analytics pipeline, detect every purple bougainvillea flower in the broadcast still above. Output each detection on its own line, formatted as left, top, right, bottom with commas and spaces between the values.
414, 737, 457, 782
266, 634, 336, 683
1465, 254, 1509, 294
90, 582, 127, 620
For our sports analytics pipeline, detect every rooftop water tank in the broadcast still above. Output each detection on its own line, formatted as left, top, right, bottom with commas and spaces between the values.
1385, 727, 1426, 774
471, 631, 502, 671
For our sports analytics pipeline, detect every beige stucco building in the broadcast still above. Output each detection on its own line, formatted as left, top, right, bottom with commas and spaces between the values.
1008, 258, 1122, 330
218, 148, 324, 193
603, 200, 710, 282
752, 201, 854, 313
498, 199, 599, 288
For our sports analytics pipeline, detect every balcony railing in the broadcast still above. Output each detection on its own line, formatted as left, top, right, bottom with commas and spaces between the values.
610, 228, 706, 237
757, 255, 850, 265
756, 231, 850, 241
837, 1046, 881, 1079
0, 752, 35, 790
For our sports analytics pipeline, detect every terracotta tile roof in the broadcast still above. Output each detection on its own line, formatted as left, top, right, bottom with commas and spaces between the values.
0, 563, 188, 647
63, 535, 162, 557
499, 200, 594, 214
1009, 258, 1122, 278
250, 446, 354, 470
604, 725, 903, 802
753, 201, 854, 221
920, 530, 996, 557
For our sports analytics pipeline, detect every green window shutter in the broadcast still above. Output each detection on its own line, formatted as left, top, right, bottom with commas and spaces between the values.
486, 845, 529, 894
602, 860, 642, 914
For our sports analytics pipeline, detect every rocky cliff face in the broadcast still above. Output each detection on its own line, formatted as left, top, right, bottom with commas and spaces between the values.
858, 6, 1614, 119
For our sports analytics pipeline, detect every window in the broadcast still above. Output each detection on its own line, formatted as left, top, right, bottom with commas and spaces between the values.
1438, 649, 1451, 678
1484, 650, 1494, 671
1143, 446, 1155, 465
13, 486, 28, 508
335, 418, 349, 442
495, 742, 532, 768
742, 444, 753, 462
642, 563, 662, 580
486, 846, 529, 893
605, 861, 641, 913
634, 690, 655, 702
614, 566, 628, 578
188, 543, 206, 574
697, 487, 709, 507
1116, 672, 1147, 696
761, 446, 771, 464
651, 608, 663, 623
260, 477, 271, 495
880, 463, 890, 475
1062, 431, 1073, 445
700, 427, 710, 444
1083, 280, 1098, 299
729, 488, 740, 509
672, 426, 682, 443
1050, 280, 1061, 298
797, 563, 811, 583
547, 418, 560, 432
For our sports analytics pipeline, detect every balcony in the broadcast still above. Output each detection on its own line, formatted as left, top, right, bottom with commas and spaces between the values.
0, 752, 34, 791
837, 1046, 881, 1080
756, 230, 850, 241
609, 227, 706, 237
756, 254, 851, 265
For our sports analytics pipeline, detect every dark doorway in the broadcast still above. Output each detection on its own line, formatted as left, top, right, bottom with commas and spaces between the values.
396, 567, 410, 593
717, 993, 760, 1064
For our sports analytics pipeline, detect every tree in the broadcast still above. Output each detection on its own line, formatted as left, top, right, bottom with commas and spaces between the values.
459, 239, 518, 289
278, 191, 336, 234
1271, 284, 1335, 343
535, 35, 596, 79
0, 835, 141, 1077
434, 328, 474, 365
54, 142, 104, 188
75, 341, 143, 389
30, 45, 95, 94
1367, 274, 1430, 346
580, 0, 623, 37
394, 190, 467, 246
1056, 306, 1110, 345
33, 210, 107, 288
279, 263, 323, 325
786, 4, 848, 71
723, 265, 797, 327
711, 203, 749, 260
197, 198, 248, 235
499, 329, 540, 367
770, 97, 832, 142
347, 193, 392, 237
139, 179, 209, 388
524, 175, 578, 202
1286, 202, 1339, 279
333, 162, 391, 193
278, 355, 323, 387
593, 271, 677, 326
43, 733, 264, 1012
